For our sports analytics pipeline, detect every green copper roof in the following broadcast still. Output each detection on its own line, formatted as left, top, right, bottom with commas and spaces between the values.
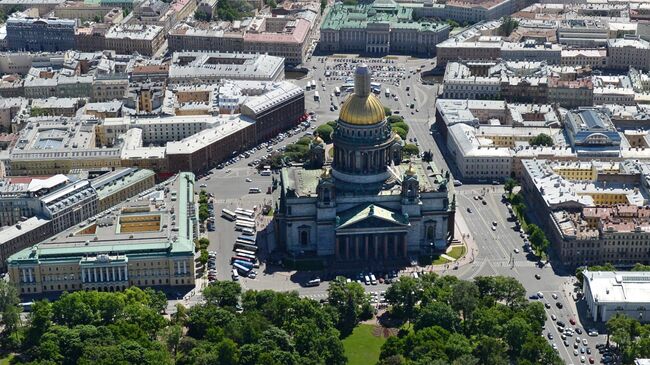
321, 3, 448, 32
337, 204, 409, 229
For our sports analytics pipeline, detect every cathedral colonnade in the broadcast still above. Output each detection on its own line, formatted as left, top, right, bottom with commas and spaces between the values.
335, 232, 408, 261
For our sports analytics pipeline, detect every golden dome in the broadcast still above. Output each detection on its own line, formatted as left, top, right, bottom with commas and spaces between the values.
339, 93, 385, 126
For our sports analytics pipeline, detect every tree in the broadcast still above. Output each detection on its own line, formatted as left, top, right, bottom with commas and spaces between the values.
144, 287, 167, 313
384, 106, 392, 116
498, 16, 519, 37
203, 281, 242, 308
392, 126, 407, 140
473, 336, 508, 365
402, 143, 419, 157
503, 317, 530, 355
194, 9, 211, 21
315, 124, 334, 143
387, 115, 404, 125
414, 301, 460, 332
449, 281, 479, 320
384, 276, 420, 321
529, 133, 553, 147
199, 249, 209, 267
0, 280, 20, 333
327, 277, 370, 336
266, 0, 276, 7
320, 0, 326, 14
504, 178, 518, 195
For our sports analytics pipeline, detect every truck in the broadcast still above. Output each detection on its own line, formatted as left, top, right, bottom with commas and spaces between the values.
385, 88, 390, 97
314, 91, 319, 101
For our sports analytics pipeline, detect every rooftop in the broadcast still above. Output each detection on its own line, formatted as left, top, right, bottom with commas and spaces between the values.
321, 3, 448, 32
584, 270, 650, 304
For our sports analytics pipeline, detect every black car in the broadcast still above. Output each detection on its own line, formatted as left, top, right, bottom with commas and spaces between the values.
544, 302, 551, 309
557, 321, 566, 327
575, 328, 583, 334
556, 302, 563, 309
535, 274, 541, 280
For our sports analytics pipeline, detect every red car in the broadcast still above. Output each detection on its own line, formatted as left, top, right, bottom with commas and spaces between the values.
589, 356, 594, 364
569, 318, 576, 325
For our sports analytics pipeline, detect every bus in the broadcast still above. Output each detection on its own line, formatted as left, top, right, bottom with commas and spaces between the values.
236, 238, 257, 247
235, 221, 256, 231
233, 260, 254, 270
234, 251, 257, 261
221, 209, 237, 221
236, 216, 255, 224
334, 87, 341, 96
233, 262, 252, 275
314, 91, 320, 101
234, 241, 258, 252
235, 248, 257, 256
237, 235, 256, 243
235, 209, 255, 218
231, 255, 255, 264
385, 88, 390, 97
241, 228, 256, 236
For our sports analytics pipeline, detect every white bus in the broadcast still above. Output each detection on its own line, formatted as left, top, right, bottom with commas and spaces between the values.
314, 91, 320, 101
235, 248, 257, 256
248, 187, 261, 194
235, 209, 255, 218
236, 216, 255, 224
221, 209, 237, 221
334, 87, 341, 96
235, 221, 256, 231
236, 238, 257, 247
241, 228, 256, 236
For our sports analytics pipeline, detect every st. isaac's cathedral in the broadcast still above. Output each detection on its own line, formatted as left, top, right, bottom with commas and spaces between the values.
276, 64, 455, 262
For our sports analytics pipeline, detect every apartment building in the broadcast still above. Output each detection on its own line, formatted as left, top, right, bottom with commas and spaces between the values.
104, 24, 165, 56
6, 16, 76, 52
608, 37, 650, 72
7, 172, 197, 295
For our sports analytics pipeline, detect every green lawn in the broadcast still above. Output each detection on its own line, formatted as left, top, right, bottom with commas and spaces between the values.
343, 324, 387, 365
447, 245, 466, 260
432, 256, 451, 265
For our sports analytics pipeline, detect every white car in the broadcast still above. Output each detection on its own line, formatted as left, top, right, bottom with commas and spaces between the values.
552, 293, 558, 299
199, 184, 207, 188
514, 248, 520, 253
551, 314, 557, 321
245, 178, 252, 182
537, 291, 544, 298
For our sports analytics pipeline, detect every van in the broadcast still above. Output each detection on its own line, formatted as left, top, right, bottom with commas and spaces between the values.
249, 187, 261, 194
306, 278, 321, 287
370, 274, 377, 285
232, 269, 239, 281
364, 275, 371, 285
260, 169, 271, 176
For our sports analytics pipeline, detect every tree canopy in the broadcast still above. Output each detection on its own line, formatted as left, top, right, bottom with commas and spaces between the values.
380, 275, 562, 365
529, 133, 554, 147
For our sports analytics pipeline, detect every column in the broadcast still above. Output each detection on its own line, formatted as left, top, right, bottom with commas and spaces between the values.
365, 236, 369, 259
335, 236, 340, 260
124, 267, 128, 281
345, 236, 350, 260
21, 268, 26, 283
176, 261, 180, 274
393, 233, 398, 257
112, 267, 116, 282
82, 268, 86, 283
402, 234, 408, 258
383, 235, 388, 258
355, 236, 360, 260
118, 267, 122, 281
374, 235, 379, 259
99, 267, 103, 282
183, 261, 187, 274
28, 268, 33, 283
94, 268, 97, 282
